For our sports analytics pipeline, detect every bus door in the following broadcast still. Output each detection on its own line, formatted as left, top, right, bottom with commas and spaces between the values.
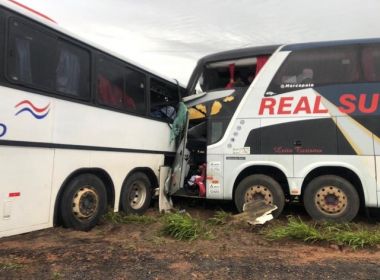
169, 116, 190, 195
169, 91, 233, 196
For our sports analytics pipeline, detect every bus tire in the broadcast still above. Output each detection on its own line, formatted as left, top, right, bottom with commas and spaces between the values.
60, 174, 107, 231
303, 175, 359, 222
120, 172, 152, 215
234, 174, 285, 218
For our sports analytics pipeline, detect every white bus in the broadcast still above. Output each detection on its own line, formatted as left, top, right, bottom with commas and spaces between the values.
168, 39, 380, 222
0, 1, 183, 237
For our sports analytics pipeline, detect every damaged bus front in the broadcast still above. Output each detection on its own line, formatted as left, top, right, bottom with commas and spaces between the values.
162, 39, 380, 223
161, 45, 280, 213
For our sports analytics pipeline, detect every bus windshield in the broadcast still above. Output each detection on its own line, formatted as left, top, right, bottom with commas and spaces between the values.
186, 45, 280, 96
195, 57, 258, 93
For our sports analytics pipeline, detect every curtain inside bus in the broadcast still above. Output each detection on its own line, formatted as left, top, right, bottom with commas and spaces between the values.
56, 49, 80, 95
15, 37, 32, 83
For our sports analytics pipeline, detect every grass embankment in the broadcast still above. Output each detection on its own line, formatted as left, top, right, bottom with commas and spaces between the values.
266, 216, 380, 249
104, 210, 380, 248
104, 210, 233, 241
104, 211, 156, 225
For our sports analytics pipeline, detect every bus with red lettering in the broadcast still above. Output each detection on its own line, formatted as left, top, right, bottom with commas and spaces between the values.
167, 39, 380, 222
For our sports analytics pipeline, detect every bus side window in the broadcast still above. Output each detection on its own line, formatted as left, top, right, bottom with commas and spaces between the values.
150, 78, 178, 121
125, 67, 146, 114
267, 46, 359, 95
56, 40, 90, 98
7, 18, 90, 100
362, 45, 380, 82
7, 18, 56, 89
96, 57, 125, 109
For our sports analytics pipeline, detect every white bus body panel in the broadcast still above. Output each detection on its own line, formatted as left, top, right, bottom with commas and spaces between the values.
221, 155, 293, 200
0, 87, 54, 235
0, 86, 173, 237
0, 147, 54, 235
52, 100, 173, 151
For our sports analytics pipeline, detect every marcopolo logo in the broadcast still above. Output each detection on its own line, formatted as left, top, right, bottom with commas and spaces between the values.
0, 123, 7, 138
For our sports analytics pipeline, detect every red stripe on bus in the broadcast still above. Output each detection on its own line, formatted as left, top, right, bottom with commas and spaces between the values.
15, 100, 50, 113
8, 0, 57, 24
9, 192, 20, 197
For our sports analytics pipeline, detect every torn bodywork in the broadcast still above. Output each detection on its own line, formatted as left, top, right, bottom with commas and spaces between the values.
158, 166, 173, 212
233, 200, 277, 225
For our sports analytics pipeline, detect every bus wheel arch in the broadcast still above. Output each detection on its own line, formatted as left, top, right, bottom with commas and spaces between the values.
54, 168, 115, 227
301, 166, 364, 222
119, 167, 157, 215
232, 165, 289, 217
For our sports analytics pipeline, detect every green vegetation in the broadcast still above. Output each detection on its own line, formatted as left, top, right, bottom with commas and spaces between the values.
0, 263, 24, 271
207, 210, 232, 226
266, 216, 380, 249
266, 216, 323, 243
104, 211, 156, 225
52, 272, 63, 280
161, 213, 214, 241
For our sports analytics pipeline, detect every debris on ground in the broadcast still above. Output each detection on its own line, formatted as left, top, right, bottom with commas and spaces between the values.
232, 200, 277, 225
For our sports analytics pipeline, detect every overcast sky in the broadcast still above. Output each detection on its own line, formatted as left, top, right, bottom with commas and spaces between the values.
13, 0, 380, 84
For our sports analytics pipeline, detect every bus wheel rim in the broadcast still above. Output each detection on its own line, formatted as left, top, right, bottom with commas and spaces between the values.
129, 180, 147, 210
244, 185, 273, 205
315, 186, 347, 215
72, 187, 99, 219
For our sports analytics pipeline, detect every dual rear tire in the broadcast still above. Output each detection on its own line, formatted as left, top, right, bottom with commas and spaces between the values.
303, 175, 359, 222
60, 172, 152, 231
234, 174, 360, 222
119, 172, 152, 215
60, 174, 107, 231
234, 174, 285, 218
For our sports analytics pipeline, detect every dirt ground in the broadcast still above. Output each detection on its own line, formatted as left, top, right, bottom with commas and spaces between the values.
1, 199, 380, 280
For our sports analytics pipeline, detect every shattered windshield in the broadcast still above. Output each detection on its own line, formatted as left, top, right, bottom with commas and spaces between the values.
194, 56, 268, 93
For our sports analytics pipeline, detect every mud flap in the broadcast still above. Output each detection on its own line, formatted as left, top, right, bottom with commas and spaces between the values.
234, 200, 277, 225
158, 166, 173, 213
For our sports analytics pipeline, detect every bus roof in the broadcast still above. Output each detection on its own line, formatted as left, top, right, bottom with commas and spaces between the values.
196, 45, 280, 66
0, 0, 184, 88
282, 38, 380, 51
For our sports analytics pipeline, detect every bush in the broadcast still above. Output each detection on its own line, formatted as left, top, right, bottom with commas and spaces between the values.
266, 216, 380, 249
161, 213, 213, 241
266, 217, 322, 243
